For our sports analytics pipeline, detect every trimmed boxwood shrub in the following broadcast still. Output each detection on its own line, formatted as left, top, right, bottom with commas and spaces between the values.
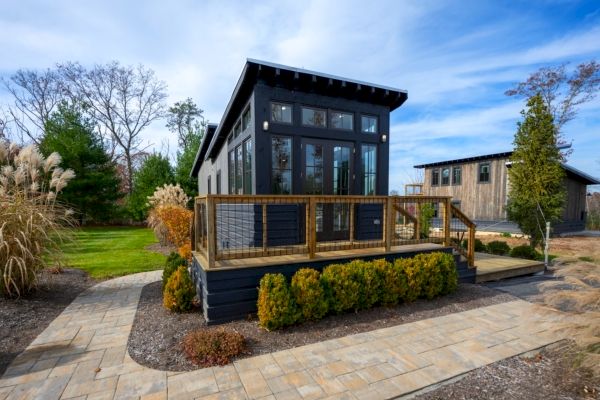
257, 273, 299, 330
395, 257, 424, 302
510, 245, 541, 260
415, 253, 445, 300
438, 253, 458, 295
461, 238, 487, 252
372, 259, 407, 306
291, 268, 329, 321
350, 260, 382, 309
163, 265, 196, 312
163, 252, 187, 291
321, 263, 362, 313
487, 240, 511, 255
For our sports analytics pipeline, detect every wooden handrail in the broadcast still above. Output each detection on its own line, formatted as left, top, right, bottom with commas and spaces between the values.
450, 204, 476, 267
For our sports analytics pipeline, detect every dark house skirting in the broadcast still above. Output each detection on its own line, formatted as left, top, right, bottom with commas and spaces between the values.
190, 247, 474, 325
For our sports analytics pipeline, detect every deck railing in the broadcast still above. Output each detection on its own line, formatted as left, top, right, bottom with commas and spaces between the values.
193, 195, 476, 269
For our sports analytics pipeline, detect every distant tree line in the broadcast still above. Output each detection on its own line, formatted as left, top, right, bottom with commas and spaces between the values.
1, 62, 205, 224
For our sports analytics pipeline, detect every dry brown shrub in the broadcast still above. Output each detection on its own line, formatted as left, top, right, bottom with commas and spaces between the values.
182, 328, 247, 367
0, 141, 75, 297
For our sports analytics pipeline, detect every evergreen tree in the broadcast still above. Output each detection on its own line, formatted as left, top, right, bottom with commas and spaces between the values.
128, 153, 174, 220
174, 133, 202, 199
40, 103, 121, 223
506, 94, 566, 247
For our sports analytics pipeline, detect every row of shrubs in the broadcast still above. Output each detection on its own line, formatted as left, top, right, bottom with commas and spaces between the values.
464, 239, 542, 260
257, 252, 458, 331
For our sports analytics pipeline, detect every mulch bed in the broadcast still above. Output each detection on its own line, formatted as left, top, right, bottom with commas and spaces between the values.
127, 282, 516, 372
414, 341, 599, 400
0, 269, 98, 376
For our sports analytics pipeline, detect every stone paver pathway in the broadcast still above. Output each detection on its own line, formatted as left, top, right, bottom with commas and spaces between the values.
0, 271, 565, 400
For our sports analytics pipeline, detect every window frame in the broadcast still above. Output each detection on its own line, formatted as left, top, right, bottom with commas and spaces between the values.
242, 105, 251, 131
478, 162, 491, 184
271, 135, 293, 195
441, 167, 450, 186
431, 168, 440, 186
242, 137, 252, 194
270, 102, 293, 125
360, 115, 378, 134
329, 110, 354, 131
301, 106, 327, 128
207, 175, 211, 195
361, 144, 377, 196
216, 170, 221, 194
234, 120, 242, 138
228, 150, 235, 194
452, 166, 462, 185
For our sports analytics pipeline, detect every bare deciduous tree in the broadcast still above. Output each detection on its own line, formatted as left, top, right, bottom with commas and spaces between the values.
1, 68, 65, 143
58, 61, 168, 194
505, 60, 600, 132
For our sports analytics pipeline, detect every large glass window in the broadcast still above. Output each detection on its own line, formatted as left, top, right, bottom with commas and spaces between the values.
235, 145, 243, 194
479, 162, 490, 183
216, 170, 221, 194
242, 106, 251, 131
441, 167, 450, 185
243, 139, 252, 194
304, 143, 324, 195
301, 107, 326, 128
452, 166, 462, 185
330, 111, 353, 130
431, 169, 440, 186
234, 121, 241, 138
361, 115, 378, 133
362, 144, 377, 195
271, 102, 292, 124
271, 136, 292, 194
228, 151, 235, 194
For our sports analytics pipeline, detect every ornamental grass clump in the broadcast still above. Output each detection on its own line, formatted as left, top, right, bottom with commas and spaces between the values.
290, 268, 329, 321
0, 142, 75, 297
182, 328, 247, 367
147, 184, 190, 246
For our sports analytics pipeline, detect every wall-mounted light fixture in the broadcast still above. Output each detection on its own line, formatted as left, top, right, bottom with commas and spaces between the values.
263, 121, 269, 131
381, 133, 387, 143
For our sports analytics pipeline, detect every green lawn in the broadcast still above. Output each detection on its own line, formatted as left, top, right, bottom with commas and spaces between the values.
62, 226, 166, 278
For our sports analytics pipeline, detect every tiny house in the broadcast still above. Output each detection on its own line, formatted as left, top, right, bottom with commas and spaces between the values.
414, 151, 599, 234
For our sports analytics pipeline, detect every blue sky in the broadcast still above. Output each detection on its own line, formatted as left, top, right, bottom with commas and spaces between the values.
1, 0, 599, 192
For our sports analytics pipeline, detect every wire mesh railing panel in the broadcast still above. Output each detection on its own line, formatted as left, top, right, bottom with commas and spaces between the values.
391, 197, 448, 246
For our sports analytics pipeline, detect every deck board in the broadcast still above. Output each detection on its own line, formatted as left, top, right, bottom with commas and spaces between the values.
195, 243, 446, 271
475, 252, 544, 282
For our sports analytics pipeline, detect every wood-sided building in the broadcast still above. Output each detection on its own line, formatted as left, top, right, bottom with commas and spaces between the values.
414, 151, 599, 234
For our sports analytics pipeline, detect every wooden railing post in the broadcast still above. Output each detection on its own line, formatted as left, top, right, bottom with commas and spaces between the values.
384, 197, 394, 251
444, 198, 451, 247
415, 202, 421, 240
206, 196, 216, 269
192, 200, 199, 252
349, 201, 355, 245
468, 224, 476, 267
262, 204, 268, 253
308, 197, 316, 258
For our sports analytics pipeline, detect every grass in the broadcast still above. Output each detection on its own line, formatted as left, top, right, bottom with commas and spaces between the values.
61, 226, 166, 279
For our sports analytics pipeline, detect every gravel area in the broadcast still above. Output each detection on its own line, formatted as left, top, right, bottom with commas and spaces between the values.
0, 269, 97, 376
414, 342, 599, 400
128, 282, 516, 372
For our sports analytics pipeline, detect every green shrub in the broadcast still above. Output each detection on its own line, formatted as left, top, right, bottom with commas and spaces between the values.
487, 240, 511, 255
501, 232, 512, 238
182, 328, 247, 367
372, 259, 407, 305
349, 260, 382, 309
460, 238, 487, 252
321, 263, 362, 313
510, 245, 541, 260
257, 273, 299, 330
163, 252, 187, 291
163, 266, 196, 312
429, 252, 458, 295
291, 268, 328, 321
414, 253, 444, 300
395, 257, 424, 302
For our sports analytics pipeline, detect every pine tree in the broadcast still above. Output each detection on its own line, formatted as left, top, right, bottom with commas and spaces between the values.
128, 153, 174, 220
506, 94, 566, 247
40, 103, 121, 223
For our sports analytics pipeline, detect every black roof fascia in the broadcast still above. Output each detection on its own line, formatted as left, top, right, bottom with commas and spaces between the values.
190, 124, 218, 178
204, 59, 408, 160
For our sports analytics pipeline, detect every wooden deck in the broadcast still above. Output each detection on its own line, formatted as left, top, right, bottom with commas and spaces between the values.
195, 243, 446, 271
475, 252, 544, 283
